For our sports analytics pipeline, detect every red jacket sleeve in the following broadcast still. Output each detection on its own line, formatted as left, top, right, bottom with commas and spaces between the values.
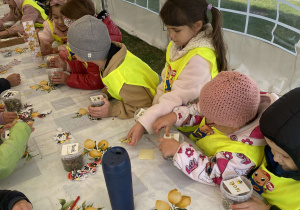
102, 14, 122, 43
66, 60, 104, 90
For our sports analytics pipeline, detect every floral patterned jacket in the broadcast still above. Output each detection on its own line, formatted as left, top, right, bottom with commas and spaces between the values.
172, 92, 278, 185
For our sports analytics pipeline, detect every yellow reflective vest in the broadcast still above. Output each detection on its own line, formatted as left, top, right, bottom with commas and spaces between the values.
46, 19, 67, 45
101, 50, 159, 101
250, 159, 300, 210
163, 41, 218, 93
194, 117, 265, 167
22, 0, 47, 28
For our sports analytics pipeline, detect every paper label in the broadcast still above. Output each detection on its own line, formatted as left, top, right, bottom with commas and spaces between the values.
223, 176, 250, 195
4, 130, 9, 139
22, 21, 42, 60
2, 90, 19, 98
164, 133, 180, 142
61, 143, 79, 155
136, 108, 146, 118
90, 94, 104, 102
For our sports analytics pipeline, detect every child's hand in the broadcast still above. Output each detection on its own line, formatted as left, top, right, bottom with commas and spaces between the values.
88, 98, 111, 118
231, 196, 270, 210
51, 72, 69, 84
12, 199, 32, 210
153, 112, 177, 135
0, 105, 5, 112
27, 122, 35, 132
49, 56, 67, 70
3, 112, 17, 124
127, 122, 145, 146
0, 123, 14, 134
157, 137, 180, 158
6, 73, 21, 87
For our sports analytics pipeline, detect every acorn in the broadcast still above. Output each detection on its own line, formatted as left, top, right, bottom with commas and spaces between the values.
40, 80, 48, 85
175, 196, 191, 208
78, 108, 88, 115
84, 139, 96, 149
89, 150, 102, 158
168, 188, 182, 204
98, 140, 109, 150
155, 200, 170, 210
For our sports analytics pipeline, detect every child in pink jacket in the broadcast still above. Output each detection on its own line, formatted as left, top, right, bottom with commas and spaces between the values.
156, 72, 278, 185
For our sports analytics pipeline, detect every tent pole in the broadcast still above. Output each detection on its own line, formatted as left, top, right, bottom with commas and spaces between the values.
101, 0, 105, 10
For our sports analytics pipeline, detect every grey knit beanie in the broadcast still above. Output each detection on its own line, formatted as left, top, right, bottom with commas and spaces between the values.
67, 15, 111, 60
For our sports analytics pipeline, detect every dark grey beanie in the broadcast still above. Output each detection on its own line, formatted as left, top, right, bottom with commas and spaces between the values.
67, 15, 111, 60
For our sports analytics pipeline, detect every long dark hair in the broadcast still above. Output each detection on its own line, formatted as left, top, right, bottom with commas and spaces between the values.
60, 0, 95, 20
160, 0, 228, 72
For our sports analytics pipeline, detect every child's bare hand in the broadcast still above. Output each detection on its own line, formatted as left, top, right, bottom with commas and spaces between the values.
3, 112, 17, 124
12, 199, 33, 210
49, 56, 67, 70
153, 112, 177, 135
0, 105, 5, 112
157, 137, 180, 158
231, 196, 269, 210
127, 122, 145, 146
27, 122, 35, 132
51, 72, 69, 84
0, 123, 14, 134
88, 99, 111, 118
6, 73, 21, 87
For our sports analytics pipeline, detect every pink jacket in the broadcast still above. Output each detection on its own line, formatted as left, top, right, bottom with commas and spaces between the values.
0, 0, 45, 35
172, 92, 278, 185
138, 25, 214, 134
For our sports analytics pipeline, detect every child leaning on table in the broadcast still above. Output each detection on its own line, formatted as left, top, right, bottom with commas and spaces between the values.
231, 88, 300, 210
0, 122, 34, 179
38, 0, 68, 56
156, 71, 278, 185
127, 0, 228, 146
64, 15, 159, 119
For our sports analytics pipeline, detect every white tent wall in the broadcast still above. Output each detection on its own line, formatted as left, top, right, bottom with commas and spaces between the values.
95, 0, 299, 96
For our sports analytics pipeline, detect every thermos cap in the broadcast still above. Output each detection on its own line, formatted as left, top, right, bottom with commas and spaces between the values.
102, 147, 131, 174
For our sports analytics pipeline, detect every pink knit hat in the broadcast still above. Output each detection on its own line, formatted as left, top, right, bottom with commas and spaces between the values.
199, 71, 260, 128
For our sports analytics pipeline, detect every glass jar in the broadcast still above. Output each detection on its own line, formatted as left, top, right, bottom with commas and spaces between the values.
1, 89, 22, 112
61, 144, 84, 172
90, 93, 108, 107
46, 68, 63, 85
220, 175, 253, 210
44, 54, 58, 68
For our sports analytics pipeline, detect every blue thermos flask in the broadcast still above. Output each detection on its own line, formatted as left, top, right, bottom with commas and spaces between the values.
102, 146, 134, 210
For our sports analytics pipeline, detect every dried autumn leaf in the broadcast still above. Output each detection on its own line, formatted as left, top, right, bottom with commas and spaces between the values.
98, 140, 109, 150
84, 139, 96, 149
175, 195, 191, 208
31, 112, 40, 117
168, 188, 182, 204
78, 108, 88, 115
40, 80, 48, 85
155, 200, 170, 210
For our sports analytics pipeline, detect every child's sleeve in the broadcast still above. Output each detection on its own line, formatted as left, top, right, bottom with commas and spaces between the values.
0, 11, 18, 31
173, 103, 202, 127
39, 21, 54, 55
173, 142, 256, 185
0, 122, 32, 179
66, 61, 104, 90
0, 190, 31, 209
108, 84, 153, 119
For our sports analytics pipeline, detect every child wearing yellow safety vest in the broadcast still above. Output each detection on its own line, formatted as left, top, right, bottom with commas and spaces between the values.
0, 0, 47, 37
39, 0, 68, 56
66, 15, 159, 119
127, 0, 228, 146
231, 88, 300, 210
156, 72, 278, 186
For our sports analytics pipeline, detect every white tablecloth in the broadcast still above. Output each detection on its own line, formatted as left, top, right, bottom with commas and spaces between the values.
0, 11, 223, 210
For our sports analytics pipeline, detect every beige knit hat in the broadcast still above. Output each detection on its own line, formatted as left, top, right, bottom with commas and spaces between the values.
199, 71, 260, 128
